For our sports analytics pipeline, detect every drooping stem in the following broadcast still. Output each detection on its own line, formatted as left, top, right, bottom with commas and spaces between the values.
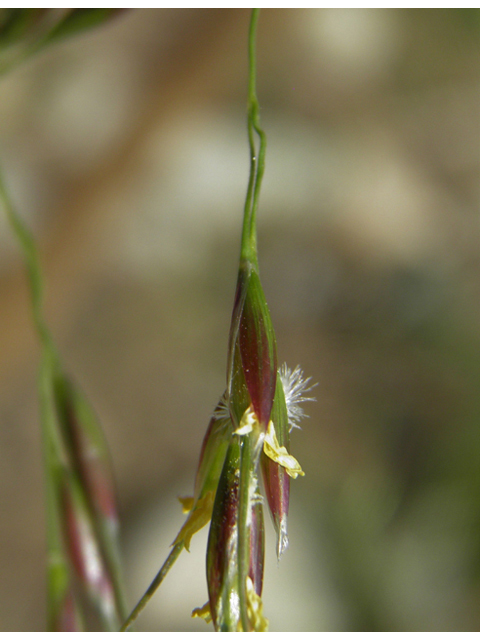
119, 542, 184, 632
241, 8, 266, 269
120, 8, 266, 632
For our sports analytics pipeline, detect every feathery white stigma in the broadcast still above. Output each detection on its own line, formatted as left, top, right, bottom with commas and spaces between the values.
212, 392, 230, 423
279, 364, 316, 431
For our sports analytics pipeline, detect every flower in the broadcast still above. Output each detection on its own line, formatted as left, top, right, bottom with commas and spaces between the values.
184, 10, 316, 622
188, 255, 313, 628
262, 366, 311, 557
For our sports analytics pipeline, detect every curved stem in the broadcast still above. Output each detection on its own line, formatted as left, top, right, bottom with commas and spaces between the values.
119, 542, 184, 632
240, 8, 266, 269
120, 8, 266, 632
0, 165, 128, 628
0, 165, 57, 359
0, 165, 73, 628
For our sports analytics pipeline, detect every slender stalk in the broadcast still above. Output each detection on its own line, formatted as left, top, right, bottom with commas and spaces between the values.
120, 8, 266, 631
119, 542, 184, 632
0, 166, 57, 358
0, 165, 70, 628
0, 164, 63, 467
240, 8, 266, 268
1, 165, 128, 629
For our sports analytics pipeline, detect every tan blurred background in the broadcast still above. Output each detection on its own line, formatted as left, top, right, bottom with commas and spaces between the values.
0, 8, 479, 631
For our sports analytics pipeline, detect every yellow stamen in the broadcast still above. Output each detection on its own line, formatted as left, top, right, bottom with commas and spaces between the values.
235, 406, 258, 435
178, 495, 194, 514
173, 491, 215, 551
192, 601, 212, 624
263, 421, 305, 479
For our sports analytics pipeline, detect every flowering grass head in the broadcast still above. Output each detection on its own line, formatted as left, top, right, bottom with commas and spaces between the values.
187, 9, 314, 630
117, 11, 314, 633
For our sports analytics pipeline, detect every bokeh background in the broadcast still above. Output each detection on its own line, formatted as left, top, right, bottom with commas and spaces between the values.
0, 8, 479, 631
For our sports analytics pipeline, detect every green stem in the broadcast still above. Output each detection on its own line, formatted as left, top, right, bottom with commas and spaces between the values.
1, 167, 128, 629
237, 434, 252, 631
0, 166, 71, 628
0, 165, 57, 359
240, 8, 266, 268
119, 542, 184, 632
118, 8, 266, 632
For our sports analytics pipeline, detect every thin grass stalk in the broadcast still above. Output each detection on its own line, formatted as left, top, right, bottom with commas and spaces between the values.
0, 165, 127, 630
119, 8, 266, 631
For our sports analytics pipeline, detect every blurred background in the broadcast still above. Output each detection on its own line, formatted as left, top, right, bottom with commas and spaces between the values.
0, 8, 479, 631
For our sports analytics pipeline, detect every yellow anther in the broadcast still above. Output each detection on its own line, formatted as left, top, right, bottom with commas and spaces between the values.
178, 496, 194, 514
234, 406, 258, 435
173, 491, 215, 551
192, 601, 212, 624
263, 421, 304, 479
